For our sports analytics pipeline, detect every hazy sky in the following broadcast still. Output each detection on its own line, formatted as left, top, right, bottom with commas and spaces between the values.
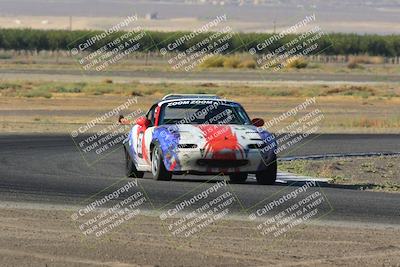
0, 0, 399, 34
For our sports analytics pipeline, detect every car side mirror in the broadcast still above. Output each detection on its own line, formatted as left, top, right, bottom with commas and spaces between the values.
118, 115, 131, 125
136, 116, 150, 128
252, 118, 264, 127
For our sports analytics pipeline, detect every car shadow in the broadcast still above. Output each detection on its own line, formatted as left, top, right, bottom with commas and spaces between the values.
169, 176, 386, 192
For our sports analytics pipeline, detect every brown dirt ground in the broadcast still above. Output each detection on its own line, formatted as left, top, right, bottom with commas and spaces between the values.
279, 156, 400, 192
0, 207, 399, 267
1, 95, 399, 134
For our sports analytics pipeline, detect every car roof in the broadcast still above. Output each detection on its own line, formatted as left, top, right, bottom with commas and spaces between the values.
158, 97, 237, 106
162, 94, 221, 101
157, 94, 236, 106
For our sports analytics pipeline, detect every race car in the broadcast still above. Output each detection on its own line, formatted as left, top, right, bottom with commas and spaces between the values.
121, 94, 277, 184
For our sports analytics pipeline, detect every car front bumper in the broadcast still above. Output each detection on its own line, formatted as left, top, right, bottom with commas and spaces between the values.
165, 148, 276, 174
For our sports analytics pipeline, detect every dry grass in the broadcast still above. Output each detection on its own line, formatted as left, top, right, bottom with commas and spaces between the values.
348, 55, 384, 65
347, 55, 385, 69
1, 80, 399, 134
347, 61, 364, 69
285, 58, 308, 69
1, 82, 400, 134
1, 51, 400, 76
1, 80, 399, 100
352, 118, 400, 128
238, 59, 256, 69
324, 85, 377, 98
200, 55, 257, 69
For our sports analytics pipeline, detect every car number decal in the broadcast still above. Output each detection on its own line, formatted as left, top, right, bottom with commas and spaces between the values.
137, 132, 144, 158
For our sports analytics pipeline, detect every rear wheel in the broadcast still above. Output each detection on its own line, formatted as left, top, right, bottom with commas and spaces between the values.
256, 157, 277, 185
151, 144, 172, 181
229, 173, 248, 184
125, 147, 144, 178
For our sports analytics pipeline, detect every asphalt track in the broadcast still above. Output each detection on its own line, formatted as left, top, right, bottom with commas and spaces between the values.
0, 133, 399, 226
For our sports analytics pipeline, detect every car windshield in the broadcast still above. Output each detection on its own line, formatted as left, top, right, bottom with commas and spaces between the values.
159, 100, 251, 125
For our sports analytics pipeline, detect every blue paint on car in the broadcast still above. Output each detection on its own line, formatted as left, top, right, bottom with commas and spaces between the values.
152, 126, 182, 171
256, 128, 277, 170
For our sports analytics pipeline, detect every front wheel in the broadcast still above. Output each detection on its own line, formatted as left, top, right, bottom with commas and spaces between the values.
256, 157, 277, 185
151, 144, 172, 181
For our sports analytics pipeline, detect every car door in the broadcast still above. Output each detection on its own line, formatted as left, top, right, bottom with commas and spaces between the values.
136, 104, 157, 168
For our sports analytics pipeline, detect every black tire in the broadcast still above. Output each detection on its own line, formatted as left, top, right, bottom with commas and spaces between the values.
256, 157, 277, 185
229, 173, 248, 184
125, 147, 144, 178
151, 144, 172, 181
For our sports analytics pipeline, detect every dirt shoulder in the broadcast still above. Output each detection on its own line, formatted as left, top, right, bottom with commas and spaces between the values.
0, 206, 399, 267
279, 156, 400, 193
1, 83, 400, 134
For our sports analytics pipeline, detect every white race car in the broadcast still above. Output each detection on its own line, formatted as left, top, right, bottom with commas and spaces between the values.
122, 94, 277, 184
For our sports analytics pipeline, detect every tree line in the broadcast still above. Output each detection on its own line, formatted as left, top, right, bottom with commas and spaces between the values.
0, 28, 399, 57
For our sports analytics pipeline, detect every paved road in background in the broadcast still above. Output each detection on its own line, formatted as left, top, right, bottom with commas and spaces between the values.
1, 69, 400, 83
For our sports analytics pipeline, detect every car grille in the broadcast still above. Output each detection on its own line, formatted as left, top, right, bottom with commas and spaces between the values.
178, 144, 198, 149
196, 159, 249, 168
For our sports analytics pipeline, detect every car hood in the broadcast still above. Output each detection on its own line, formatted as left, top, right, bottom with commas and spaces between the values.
163, 124, 274, 148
